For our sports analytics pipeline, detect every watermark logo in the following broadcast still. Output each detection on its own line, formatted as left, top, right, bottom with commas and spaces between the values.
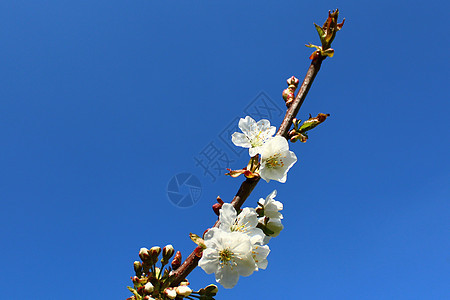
167, 173, 202, 208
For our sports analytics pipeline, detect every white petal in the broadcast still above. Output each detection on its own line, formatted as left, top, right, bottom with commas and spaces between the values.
253, 244, 270, 269
198, 248, 219, 274
262, 235, 271, 245
219, 204, 238, 231
249, 147, 259, 157
230, 232, 252, 254
284, 150, 298, 169
266, 218, 284, 237
215, 265, 239, 289
255, 119, 271, 130
259, 164, 280, 183
267, 136, 289, 153
248, 228, 265, 245
235, 251, 257, 277
237, 207, 258, 229
238, 116, 256, 135
204, 228, 224, 248
231, 132, 251, 148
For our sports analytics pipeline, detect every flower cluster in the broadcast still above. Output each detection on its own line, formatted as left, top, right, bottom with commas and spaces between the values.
127, 245, 218, 300
230, 116, 297, 183
198, 116, 294, 289
198, 190, 284, 289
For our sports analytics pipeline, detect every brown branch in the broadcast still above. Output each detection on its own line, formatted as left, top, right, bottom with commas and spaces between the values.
169, 55, 327, 287
277, 56, 325, 138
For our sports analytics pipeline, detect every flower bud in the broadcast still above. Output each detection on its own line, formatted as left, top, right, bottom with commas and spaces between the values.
171, 251, 182, 270
149, 246, 161, 260
180, 279, 189, 286
282, 89, 294, 101
204, 284, 218, 296
144, 282, 154, 294
164, 288, 177, 299
161, 244, 174, 264
139, 248, 150, 261
288, 129, 297, 137
286, 76, 299, 86
133, 261, 143, 277
176, 285, 192, 297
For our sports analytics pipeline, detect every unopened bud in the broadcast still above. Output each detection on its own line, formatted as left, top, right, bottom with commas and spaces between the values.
204, 284, 218, 296
164, 288, 177, 299
162, 244, 175, 264
180, 279, 189, 286
144, 282, 154, 294
288, 129, 297, 137
133, 261, 143, 276
282, 89, 294, 101
149, 246, 161, 259
171, 251, 182, 270
139, 248, 150, 261
286, 76, 299, 86
176, 285, 192, 297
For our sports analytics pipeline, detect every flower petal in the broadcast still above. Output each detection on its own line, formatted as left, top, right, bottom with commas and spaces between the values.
231, 132, 251, 148
238, 116, 256, 135
215, 264, 239, 289
219, 204, 238, 231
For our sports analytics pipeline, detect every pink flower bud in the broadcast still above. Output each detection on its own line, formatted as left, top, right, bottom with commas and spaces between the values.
171, 251, 182, 270
139, 248, 150, 261
162, 244, 175, 263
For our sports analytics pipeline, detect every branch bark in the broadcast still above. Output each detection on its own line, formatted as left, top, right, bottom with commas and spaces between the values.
170, 55, 326, 287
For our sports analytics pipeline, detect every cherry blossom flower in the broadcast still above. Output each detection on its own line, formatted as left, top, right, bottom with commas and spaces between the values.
231, 116, 276, 157
259, 136, 297, 183
198, 228, 258, 288
257, 190, 283, 219
218, 203, 265, 242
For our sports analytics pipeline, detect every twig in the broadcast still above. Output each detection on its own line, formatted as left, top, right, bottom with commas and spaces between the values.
170, 55, 327, 287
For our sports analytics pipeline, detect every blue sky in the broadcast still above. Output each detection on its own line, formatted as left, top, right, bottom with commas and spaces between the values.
0, 1, 448, 299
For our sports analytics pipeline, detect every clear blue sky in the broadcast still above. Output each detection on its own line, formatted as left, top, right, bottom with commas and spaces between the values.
0, 1, 448, 299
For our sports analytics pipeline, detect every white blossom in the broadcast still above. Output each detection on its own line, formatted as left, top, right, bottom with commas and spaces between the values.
258, 190, 283, 219
219, 203, 265, 242
198, 228, 258, 289
259, 136, 297, 183
259, 217, 284, 237
251, 243, 270, 270
231, 116, 276, 157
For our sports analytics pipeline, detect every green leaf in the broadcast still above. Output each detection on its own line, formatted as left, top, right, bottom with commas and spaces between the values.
299, 113, 330, 133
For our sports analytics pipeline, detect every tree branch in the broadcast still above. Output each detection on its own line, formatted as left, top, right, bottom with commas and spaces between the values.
170, 55, 326, 287
277, 56, 325, 138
